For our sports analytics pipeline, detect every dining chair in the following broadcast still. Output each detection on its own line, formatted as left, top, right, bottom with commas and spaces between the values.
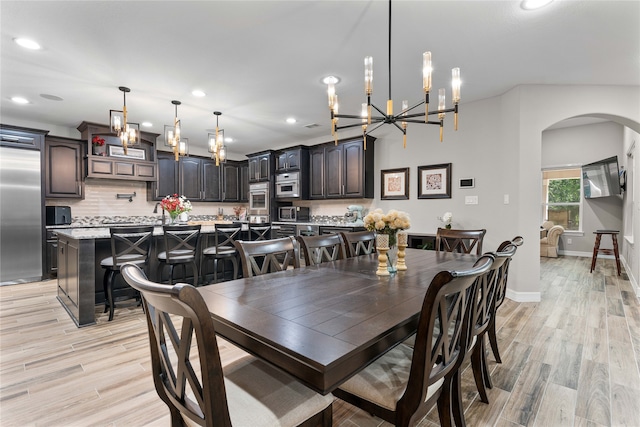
340, 230, 376, 258
488, 236, 524, 363
248, 222, 272, 241
296, 233, 346, 265
332, 255, 494, 427
157, 224, 201, 286
200, 223, 242, 284
120, 263, 334, 427
100, 226, 154, 321
436, 227, 487, 255
234, 236, 300, 277
450, 248, 516, 427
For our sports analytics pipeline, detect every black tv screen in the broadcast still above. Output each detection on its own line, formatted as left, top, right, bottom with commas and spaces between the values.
582, 156, 621, 199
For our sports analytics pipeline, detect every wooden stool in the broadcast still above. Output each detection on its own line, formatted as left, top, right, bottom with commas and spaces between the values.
590, 230, 621, 276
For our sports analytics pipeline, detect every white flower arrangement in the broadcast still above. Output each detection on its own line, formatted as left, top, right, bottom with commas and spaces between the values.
440, 211, 453, 228
363, 208, 411, 247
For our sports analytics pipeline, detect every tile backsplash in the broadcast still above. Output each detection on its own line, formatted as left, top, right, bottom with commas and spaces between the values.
45, 179, 374, 219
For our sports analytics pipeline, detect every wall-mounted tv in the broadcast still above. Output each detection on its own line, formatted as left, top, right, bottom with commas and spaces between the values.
582, 156, 622, 199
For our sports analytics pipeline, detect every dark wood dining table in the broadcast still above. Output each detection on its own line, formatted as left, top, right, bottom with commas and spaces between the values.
197, 248, 478, 395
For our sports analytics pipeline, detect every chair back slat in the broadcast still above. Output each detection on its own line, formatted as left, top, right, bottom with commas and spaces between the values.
340, 230, 376, 258
214, 224, 242, 249
234, 237, 300, 277
296, 234, 346, 265
121, 263, 232, 426
436, 228, 486, 255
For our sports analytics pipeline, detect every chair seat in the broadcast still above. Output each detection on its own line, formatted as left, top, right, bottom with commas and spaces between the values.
202, 246, 236, 256
210, 355, 334, 427
338, 343, 443, 412
158, 250, 196, 263
100, 254, 146, 268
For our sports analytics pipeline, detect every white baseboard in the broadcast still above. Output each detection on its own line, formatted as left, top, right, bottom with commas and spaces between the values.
505, 288, 541, 303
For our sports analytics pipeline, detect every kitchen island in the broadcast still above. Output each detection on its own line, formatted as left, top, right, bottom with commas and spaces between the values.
54, 222, 232, 327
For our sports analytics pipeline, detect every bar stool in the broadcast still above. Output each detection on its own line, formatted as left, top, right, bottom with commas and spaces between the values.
200, 223, 242, 284
157, 224, 201, 286
590, 230, 621, 276
101, 226, 154, 321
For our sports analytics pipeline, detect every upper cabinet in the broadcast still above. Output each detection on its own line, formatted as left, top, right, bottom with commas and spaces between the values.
150, 151, 178, 200
77, 121, 159, 182
247, 150, 274, 183
275, 146, 308, 172
45, 136, 84, 199
177, 156, 221, 201
311, 136, 375, 199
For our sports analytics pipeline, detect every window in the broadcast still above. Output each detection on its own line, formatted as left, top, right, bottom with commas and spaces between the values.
541, 168, 582, 231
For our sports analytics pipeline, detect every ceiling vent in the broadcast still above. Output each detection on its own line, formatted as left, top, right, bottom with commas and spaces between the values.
304, 123, 321, 129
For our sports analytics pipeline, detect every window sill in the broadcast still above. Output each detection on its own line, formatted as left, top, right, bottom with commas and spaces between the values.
563, 231, 584, 237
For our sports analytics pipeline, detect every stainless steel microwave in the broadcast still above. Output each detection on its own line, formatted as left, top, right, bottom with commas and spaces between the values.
278, 206, 310, 222
275, 172, 300, 198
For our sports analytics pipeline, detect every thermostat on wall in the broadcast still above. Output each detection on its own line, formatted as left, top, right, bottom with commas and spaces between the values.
459, 178, 475, 188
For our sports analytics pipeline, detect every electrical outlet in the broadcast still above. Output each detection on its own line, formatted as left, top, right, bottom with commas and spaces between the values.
567, 238, 572, 244
465, 196, 478, 205
503, 194, 509, 204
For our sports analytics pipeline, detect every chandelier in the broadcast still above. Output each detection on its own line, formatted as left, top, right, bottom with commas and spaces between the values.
208, 111, 227, 166
326, 0, 461, 148
164, 100, 188, 162
109, 86, 140, 154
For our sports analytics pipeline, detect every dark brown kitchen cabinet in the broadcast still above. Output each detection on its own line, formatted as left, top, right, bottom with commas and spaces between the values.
149, 151, 178, 200
45, 230, 58, 278
179, 157, 202, 200
276, 146, 307, 172
311, 136, 375, 199
222, 161, 242, 202
202, 159, 222, 201
45, 136, 84, 199
309, 146, 325, 199
247, 150, 274, 183
240, 162, 249, 202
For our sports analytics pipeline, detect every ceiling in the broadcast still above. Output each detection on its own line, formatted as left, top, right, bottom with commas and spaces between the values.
1, 1, 639, 157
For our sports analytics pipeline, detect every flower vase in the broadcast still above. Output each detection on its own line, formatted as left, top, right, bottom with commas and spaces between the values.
168, 212, 179, 224
92, 144, 106, 156
387, 245, 398, 273
445, 224, 452, 229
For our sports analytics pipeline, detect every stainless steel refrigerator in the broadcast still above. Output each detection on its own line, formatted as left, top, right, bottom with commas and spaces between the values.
0, 145, 43, 283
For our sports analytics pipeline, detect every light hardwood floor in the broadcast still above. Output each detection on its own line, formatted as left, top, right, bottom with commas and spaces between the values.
1, 256, 639, 426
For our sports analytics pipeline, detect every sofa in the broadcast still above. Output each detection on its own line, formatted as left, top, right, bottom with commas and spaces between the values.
540, 225, 564, 257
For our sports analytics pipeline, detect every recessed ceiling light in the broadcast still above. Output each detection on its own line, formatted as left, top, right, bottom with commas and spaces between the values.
286, 117, 297, 124
225, 137, 233, 143
11, 96, 29, 104
521, 0, 553, 10
141, 122, 153, 127
322, 76, 340, 85
14, 38, 41, 50
192, 90, 206, 97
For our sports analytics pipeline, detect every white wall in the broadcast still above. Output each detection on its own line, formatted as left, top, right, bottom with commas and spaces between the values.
541, 121, 624, 254
621, 127, 639, 295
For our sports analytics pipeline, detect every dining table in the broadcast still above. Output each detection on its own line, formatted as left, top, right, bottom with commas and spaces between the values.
197, 248, 478, 395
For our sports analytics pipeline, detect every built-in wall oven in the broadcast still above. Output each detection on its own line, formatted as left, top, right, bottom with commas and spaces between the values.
248, 182, 270, 222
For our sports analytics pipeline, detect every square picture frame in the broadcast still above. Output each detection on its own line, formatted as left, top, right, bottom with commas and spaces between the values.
418, 163, 452, 199
108, 145, 146, 160
381, 167, 409, 200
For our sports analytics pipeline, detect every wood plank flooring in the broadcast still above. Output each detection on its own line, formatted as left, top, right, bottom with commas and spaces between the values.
1, 256, 638, 426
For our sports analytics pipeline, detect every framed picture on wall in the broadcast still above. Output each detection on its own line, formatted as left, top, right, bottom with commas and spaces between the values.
108, 145, 146, 160
381, 167, 409, 200
418, 163, 452, 199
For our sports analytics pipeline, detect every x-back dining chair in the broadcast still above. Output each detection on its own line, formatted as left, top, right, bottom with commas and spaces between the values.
234, 236, 300, 277
436, 228, 487, 255
120, 263, 334, 427
340, 230, 376, 258
332, 255, 494, 427
488, 236, 523, 363
296, 233, 346, 266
